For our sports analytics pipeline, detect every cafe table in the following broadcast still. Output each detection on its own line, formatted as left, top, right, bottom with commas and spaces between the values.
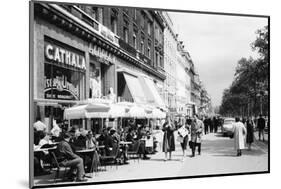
34, 145, 57, 153
119, 141, 132, 145
75, 147, 103, 178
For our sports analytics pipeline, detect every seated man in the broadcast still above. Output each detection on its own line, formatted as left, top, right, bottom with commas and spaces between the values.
57, 132, 87, 182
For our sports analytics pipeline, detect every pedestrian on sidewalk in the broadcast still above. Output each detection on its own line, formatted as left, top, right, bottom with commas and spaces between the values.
246, 118, 254, 150
190, 115, 204, 157
233, 117, 247, 156
210, 117, 215, 133
203, 116, 209, 134
162, 116, 176, 161
177, 119, 190, 161
257, 114, 266, 141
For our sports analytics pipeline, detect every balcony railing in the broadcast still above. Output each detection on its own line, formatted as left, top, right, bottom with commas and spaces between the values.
138, 52, 151, 66
119, 39, 137, 57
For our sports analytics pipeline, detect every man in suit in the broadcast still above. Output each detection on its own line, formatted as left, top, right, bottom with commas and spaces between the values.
57, 132, 87, 182
203, 116, 209, 134
257, 114, 266, 141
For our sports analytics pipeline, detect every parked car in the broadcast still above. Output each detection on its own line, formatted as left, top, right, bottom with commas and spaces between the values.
222, 118, 235, 138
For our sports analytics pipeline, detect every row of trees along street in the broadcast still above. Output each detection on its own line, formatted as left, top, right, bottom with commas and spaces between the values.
219, 26, 269, 118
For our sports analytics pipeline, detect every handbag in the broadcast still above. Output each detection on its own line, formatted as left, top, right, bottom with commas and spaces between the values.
177, 135, 184, 143
188, 141, 193, 149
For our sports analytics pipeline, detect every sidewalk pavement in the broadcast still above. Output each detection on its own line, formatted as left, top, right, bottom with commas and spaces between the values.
254, 130, 268, 142
34, 143, 187, 186
91, 145, 186, 182
34, 132, 268, 186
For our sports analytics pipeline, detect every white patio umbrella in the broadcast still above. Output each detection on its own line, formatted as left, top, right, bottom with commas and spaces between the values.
64, 102, 129, 119
107, 103, 129, 118
64, 103, 110, 119
127, 105, 147, 118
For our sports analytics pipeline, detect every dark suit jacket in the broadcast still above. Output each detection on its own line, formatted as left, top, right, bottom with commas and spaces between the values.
57, 140, 80, 160
257, 118, 266, 129
126, 133, 135, 142
104, 135, 114, 148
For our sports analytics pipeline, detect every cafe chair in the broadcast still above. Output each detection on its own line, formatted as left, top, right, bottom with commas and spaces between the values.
99, 143, 119, 171
51, 152, 68, 183
127, 140, 140, 163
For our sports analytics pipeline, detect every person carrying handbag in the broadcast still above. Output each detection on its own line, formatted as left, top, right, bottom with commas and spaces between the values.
162, 116, 176, 161
177, 119, 190, 161
190, 115, 204, 157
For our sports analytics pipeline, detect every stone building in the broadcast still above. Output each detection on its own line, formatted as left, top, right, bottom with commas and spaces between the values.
32, 3, 166, 131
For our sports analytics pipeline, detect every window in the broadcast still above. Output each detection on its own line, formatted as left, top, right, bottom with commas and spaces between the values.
111, 16, 117, 34
147, 22, 151, 35
155, 52, 159, 66
133, 32, 137, 49
90, 7, 98, 20
140, 13, 145, 29
147, 42, 151, 59
155, 25, 158, 40
134, 9, 137, 20
123, 27, 129, 43
159, 31, 162, 43
98, 8, 103, 24
140, 37, 144, 54
160, 56, 163, 68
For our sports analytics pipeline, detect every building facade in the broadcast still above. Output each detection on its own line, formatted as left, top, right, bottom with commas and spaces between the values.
162, 12, 177, 114
32, 3, 166, 131
162, 12, 194, 117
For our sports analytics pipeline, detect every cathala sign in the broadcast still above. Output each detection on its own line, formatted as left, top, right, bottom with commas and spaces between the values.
45, 42, 86, 70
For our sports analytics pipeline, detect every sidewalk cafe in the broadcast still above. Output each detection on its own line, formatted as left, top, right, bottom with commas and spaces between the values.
33, 98, 167, 183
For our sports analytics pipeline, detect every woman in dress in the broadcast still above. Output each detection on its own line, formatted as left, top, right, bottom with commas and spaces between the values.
177, 118, 189, 161
246, 118, 254, 150
162, 116, 176, 161
85, 131, 100, 173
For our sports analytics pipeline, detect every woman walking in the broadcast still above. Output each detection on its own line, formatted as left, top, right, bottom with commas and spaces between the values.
177, 119, 189, 161
190, 115, 204, 157
246, 118, 254, 150
233, 117, 247, 156
162, 116, 175, 161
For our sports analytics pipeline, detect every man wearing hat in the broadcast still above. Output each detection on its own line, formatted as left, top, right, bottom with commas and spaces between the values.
57, 132, 87, 182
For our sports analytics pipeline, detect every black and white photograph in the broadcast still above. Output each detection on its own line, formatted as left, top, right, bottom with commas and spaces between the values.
29, 0, 269, 188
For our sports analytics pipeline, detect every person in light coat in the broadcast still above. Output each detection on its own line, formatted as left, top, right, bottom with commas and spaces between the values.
190, 115, 204, 157
233, 117, 247, 156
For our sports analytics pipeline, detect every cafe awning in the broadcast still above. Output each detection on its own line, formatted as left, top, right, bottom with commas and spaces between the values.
123, 73, 147, 104
140, 76, 165, 108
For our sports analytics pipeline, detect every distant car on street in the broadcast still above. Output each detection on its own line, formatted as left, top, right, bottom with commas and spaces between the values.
222, 117, 235, 138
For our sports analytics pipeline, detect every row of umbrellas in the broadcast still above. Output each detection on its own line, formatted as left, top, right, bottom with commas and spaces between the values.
63, 100, 166, 120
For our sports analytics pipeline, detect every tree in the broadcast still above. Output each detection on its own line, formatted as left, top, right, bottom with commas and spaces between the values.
220, 25, 269, 117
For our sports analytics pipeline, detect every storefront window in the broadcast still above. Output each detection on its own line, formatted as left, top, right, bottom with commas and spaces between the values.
89, 63, 102, 98
44, 63, 85, 101
41, 38, 86, 129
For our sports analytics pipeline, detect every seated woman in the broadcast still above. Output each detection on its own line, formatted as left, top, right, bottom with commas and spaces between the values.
34, 132, 52, 175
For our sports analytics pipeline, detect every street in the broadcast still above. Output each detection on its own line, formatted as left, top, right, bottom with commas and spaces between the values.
89, 131, 268, 182
34, 131, 268, 186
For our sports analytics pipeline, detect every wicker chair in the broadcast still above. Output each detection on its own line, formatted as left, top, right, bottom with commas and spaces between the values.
99, 143, 119, 170
127, 140, 141, 162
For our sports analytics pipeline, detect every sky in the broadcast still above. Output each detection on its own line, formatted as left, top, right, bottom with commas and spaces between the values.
168, 12, 267, 107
